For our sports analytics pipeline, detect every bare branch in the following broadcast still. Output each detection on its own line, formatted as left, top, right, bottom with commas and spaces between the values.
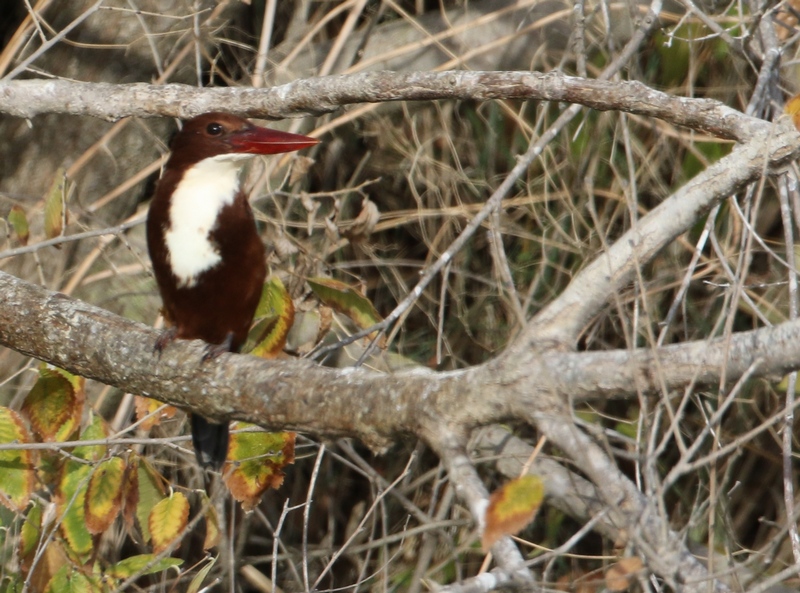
4, 268, 800, 441
0, 71, 764, 141
508, 118, 800, 352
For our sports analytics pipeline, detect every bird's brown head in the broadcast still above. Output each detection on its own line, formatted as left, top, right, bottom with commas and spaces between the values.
166, 112, 319, 170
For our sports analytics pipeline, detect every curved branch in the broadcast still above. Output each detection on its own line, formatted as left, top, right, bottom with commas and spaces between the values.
0, 71, 764, 141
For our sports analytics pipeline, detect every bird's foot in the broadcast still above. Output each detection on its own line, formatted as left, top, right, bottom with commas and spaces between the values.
154, 327, 178, 356
201, 332, 235, 362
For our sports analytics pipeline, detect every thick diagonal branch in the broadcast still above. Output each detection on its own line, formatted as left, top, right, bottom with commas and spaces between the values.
3, 270, 800, 442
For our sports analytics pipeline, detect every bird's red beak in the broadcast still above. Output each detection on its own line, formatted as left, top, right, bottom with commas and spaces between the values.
229, 125, 319, 155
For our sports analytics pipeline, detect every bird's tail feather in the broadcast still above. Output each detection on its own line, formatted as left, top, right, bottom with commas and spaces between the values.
191, 414, 229, 470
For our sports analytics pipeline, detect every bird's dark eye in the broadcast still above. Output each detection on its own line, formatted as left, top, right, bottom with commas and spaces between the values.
206, 122, 224, 136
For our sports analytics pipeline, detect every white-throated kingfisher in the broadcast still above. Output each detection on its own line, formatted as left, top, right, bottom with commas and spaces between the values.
146, 112, 318, 469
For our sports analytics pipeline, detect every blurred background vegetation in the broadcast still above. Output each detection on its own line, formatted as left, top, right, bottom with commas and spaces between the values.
0, 0, 798, 591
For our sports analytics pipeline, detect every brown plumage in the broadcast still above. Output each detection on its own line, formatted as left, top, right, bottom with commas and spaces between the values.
146, 112, 318, 469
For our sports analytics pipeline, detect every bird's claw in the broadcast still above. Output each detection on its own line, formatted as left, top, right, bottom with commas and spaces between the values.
201, 332, 235, 362
154, 327, 178, 356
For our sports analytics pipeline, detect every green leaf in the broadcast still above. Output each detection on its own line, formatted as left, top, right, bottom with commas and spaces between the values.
307, 277, 383, 338
247, 277, 295, 359
72, 413, 108, 462
44, 565, 102, 593
135, 459, 166, 544
19, 502, 42, 561
149, 492, 189, 553
7, 206, 29, 245
57, 459, 92, 558
0, 407, 36, 511
106, 554, 182, 579
57, 414, 109, 558
0, 575, 23, 593
187, 557, 216, 593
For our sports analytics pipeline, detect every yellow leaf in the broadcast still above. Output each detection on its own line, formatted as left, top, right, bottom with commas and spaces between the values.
482, 475, 544, 551
72, 412, 108, 462
149, 492, 189, 554
85, 457, 125, 534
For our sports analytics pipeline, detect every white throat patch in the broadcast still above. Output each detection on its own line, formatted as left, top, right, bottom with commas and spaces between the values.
165, 153, 253, 287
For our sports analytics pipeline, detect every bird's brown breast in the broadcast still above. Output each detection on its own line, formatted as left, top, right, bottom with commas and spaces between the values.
147, 180, 266, 351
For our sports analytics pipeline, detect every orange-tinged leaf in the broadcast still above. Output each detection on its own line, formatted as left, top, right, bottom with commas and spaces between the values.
28, 542, 69, 593
136, 459, 167, 544
200, 492, 220, 550
21, 367, 80, 442
0, 407, 36, 511
43, 167, 67, 240
786, 94, 800, 131
149, 491, 189, 554
8, 205, 29, 245
85, 456, 125, 534
482, 474, 544, 551
121, 456, 140, 529
224, 425, 295, 511
605, 557, 644, 591
247, 277, 295, 359
307, 277, 384, 344
134, 396, 176, 431
54, 370, 85, 443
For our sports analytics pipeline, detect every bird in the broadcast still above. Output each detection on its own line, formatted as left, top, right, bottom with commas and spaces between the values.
146, 112, 318, 469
